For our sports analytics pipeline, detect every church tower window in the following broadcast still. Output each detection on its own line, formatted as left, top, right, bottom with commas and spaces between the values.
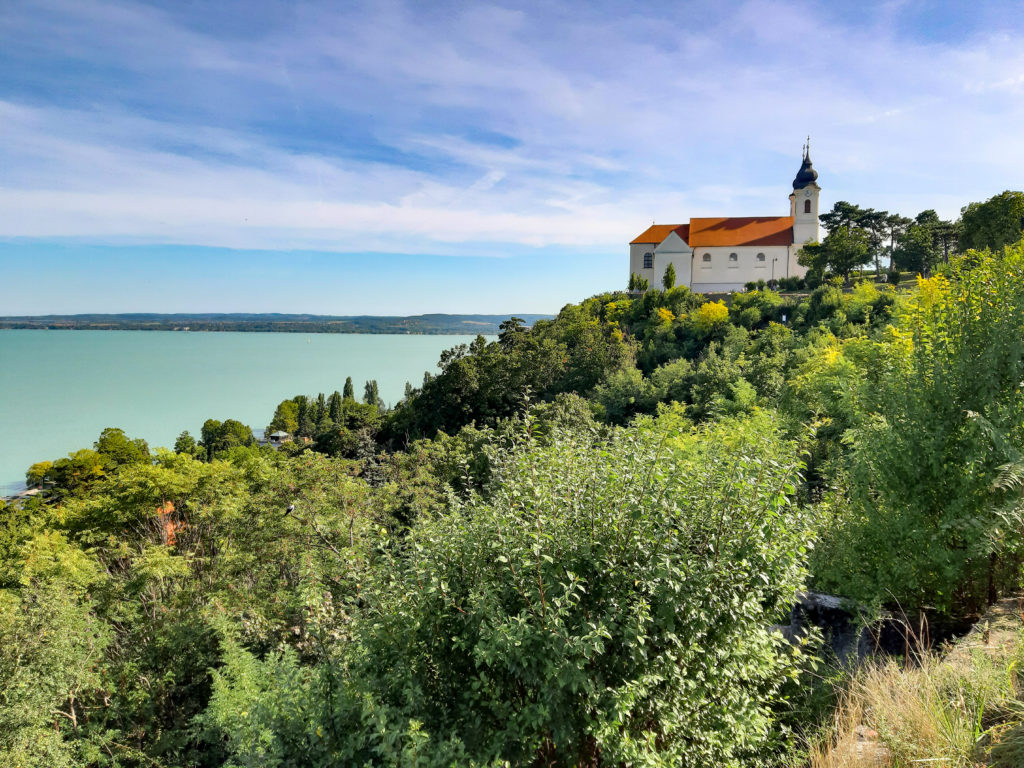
804, 199, 812, 213
643, 252, 653, 269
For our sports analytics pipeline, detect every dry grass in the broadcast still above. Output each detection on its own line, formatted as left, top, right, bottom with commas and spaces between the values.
807, 600, 1024, 768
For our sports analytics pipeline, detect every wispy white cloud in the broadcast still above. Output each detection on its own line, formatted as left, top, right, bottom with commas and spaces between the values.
1, 0, 1023, 256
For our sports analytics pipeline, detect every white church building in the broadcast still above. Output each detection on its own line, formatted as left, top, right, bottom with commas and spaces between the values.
629, 146, 821, 293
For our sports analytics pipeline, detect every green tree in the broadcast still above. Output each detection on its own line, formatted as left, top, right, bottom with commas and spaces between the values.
295, 395, 314, 437
884, 212, 913, 268
44, 450, 107, 495
94, 427, 149, 467
893, 222, 940, 276
343, 377, 355, 401
799, 226, 870, 281
960, 190, 1024, 252
497, 317, 526, 350
815, 245, 1024, 613
25, 461, 52, 487
662, 261, 676, 289
310, 393, 327, 426
858, 208, 889, 274
200, 418, 254, 460
628, 273, 649, 292
819, 200, 866, 234
205, 413, 815, 767
0, 583, 111, 768
327, 390, 343, 423
268, 399, 299, 435
173, 430, 198, 455
363, 380, 381, 408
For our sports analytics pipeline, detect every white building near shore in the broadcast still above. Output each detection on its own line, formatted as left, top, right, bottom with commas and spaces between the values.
629, 146, 821, 293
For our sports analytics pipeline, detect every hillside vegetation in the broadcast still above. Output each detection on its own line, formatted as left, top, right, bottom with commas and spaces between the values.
5, 233, 1024, 765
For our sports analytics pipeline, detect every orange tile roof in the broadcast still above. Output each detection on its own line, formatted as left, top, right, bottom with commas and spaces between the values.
688, 217, 793, 247
630, 223, 690, 245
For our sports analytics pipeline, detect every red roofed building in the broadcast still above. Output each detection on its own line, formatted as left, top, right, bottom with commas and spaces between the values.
629, 146, 820, 292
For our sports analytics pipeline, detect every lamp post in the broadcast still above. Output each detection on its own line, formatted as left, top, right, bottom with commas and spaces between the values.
771, 256, 779, 287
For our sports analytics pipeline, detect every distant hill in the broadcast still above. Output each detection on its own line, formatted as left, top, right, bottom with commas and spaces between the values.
0, 313, 551, 335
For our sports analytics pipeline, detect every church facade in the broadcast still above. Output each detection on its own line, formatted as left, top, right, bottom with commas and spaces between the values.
629, 147, 820, 293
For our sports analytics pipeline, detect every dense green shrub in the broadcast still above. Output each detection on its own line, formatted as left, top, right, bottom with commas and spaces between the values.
204, 413, 816, 767
814, 245, 1024, 613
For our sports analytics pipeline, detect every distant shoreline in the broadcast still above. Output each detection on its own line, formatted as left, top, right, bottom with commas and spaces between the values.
0, 313, 550, 335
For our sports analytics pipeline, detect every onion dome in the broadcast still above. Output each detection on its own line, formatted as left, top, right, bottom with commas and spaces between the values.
792, 140, 818, 189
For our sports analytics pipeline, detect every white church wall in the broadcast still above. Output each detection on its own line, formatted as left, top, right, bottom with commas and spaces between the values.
629, 233, 693, 288
629, 243, 658, 285
689, 245, 791, 291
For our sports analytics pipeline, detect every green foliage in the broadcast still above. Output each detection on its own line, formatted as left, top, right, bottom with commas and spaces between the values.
590, 366, 658, 423
94, 427, 150, 467
363, 379, 382, 408
798, 227, 870, 281
814, 245, 1024, 613
385, 305, 633, 442
662, 261, 676, 289
960, 190, 1024, 252
200, 418, 255, 460
174, 429, 199, 456
628, 272, 649, 292
268, 399, 299, 435
893, 222, 940, 275
205, 413, 815, 767
0, 583, 111, 768
12, 225, 1024, 765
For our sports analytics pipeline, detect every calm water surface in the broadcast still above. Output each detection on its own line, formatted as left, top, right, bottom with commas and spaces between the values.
0, 330, 483, 494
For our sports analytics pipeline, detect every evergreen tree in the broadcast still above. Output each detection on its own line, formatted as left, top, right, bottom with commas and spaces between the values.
364, 380, 381, 408
498, 317, 526, 350
295, 396, 313, 437
311, 393, 327, 425
328, 391, 343, 423
662, 262, 676, 290
343, 377, 355, 401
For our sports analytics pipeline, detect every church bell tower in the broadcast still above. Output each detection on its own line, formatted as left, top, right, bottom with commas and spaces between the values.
789, 138, 820, 245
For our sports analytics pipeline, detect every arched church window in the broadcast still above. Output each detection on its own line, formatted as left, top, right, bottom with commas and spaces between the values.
757, 253, 766, 262
804, 199, 812, 214
643, 252, 653, 269
729, 253, 738, 262
702, 253, 711, 263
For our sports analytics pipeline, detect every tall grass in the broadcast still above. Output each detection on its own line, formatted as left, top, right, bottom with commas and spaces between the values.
808, 614, 1024, 767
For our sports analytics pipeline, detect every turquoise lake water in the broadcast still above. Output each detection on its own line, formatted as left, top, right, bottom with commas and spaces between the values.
0, 330, 484, 495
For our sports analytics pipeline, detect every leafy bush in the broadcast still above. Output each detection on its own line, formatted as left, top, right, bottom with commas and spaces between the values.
693, 299, 729, 333
814, 246, 1024, 613
205, 414, 816, 767
590, 366, 658, 423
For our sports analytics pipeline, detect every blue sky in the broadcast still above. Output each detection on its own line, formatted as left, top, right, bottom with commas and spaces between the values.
2, 0, 1023, 315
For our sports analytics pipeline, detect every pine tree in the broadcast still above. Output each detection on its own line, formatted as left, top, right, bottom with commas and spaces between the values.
343, 377, 355, 401
662, 263, 676, 290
